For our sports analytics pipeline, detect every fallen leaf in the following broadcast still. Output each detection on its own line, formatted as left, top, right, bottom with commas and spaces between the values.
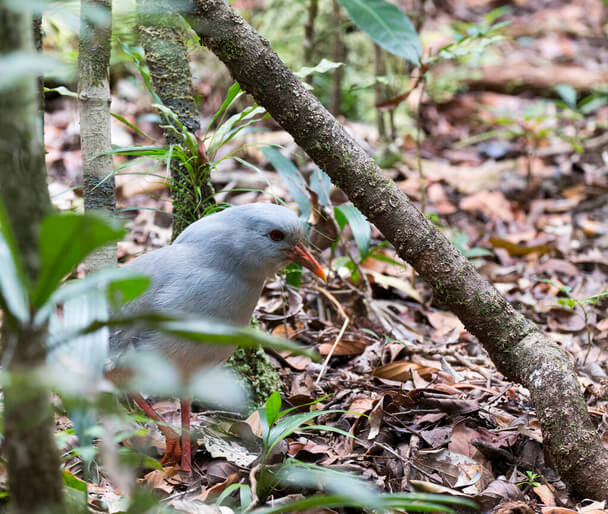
366, 270, 423, 303
372, 361, 438, 381
318, 338, 369, 356
533, 484, 556, 506
460, 191, 513, 220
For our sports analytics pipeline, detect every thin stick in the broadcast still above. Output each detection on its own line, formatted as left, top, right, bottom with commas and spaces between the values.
312, 285, 350, 384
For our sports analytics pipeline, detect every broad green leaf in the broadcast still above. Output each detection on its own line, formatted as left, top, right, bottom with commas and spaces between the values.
284, 262, 302, 288
0, 201, 28, 323
337, 0, 421, 66
309, 169, 332, 206
294, 58, 343, 79
53, 314, 318, 361
334, 204, 371, 259
36, 268, 150, 326
555, 84, 577, 109
579, 93, 608, 115
216, 483, 252, 508
32, 212, 126, 308
0, 52, 70, 90
267, 410, 346, 453
118, 448, 163, 470
62, 470, 88, 513
265, 391, 282, 428
262, 147, 311, 219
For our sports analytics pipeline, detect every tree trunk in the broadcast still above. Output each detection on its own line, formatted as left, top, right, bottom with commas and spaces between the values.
137, 0, 214, 240
329, 0, 344, 116
187, 0, 608, 500
303, 0, 318, 76
0, 6, 65, 514
79, 0, 116, 272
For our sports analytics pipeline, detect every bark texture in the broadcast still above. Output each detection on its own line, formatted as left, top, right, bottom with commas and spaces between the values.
137, 0, 214, 239
79, 0, 117, 272
188, 0, 608, 499
0, 7, 65, 513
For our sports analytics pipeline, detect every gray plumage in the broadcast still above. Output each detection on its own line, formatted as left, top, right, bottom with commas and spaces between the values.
109, 203, 305, 377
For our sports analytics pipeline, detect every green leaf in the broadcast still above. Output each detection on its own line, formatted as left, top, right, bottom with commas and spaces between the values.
0, 201, 29, 324
36, 268, 150, 325
337, 0, 421, 66
309, 169, 332, 206
265, 392, 282, 428
284, 262, 302, 288
334, 204, 371, 259
294, 58, 343, 79
216, 483, 252, 508
118, 447, 163, 470
32, 212, 127, 308
262, 147, 311, 219
554, 84, 577, 109
62, 470, 87, 514
55, 314, 318, 361
267, 410, 346, 453
44, 86, 78, 98
209, 82, 243, 131
111, 113, 155, 141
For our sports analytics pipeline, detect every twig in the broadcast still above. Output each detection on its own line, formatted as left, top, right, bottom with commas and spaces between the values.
312, 285, 350, 384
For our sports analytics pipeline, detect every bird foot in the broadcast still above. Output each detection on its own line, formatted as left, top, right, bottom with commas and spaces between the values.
130, 394, 192, 472
158, 425, 192, 473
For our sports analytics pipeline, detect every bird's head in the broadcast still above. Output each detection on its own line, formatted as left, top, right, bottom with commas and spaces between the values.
176, 204, 326, 281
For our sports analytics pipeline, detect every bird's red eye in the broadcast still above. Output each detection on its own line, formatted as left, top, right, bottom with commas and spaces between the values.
269, 230, 285, 241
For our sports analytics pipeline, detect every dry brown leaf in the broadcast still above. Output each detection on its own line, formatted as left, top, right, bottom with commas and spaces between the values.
460, 191, 513, 220
318, 338, 369, 356
195, 473, 240, 502
366, 270, 423, 303
533, 484, 556, 506
245, 410, 263, 437
372, 361, 437, 382
427, 183, 457, 214
348, 397, 375, 416
489, 237, 552, 257
141, 467, 181, 496
425, 311, 465, 337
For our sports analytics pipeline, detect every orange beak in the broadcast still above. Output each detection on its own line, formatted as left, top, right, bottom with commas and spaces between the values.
290, 243, 326, 281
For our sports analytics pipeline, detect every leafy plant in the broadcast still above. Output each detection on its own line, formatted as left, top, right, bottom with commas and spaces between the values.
535, 278, 608, 364
255, 391, 352, 501
450, 231, 493, 265
215, 392, 476, 513
517, 470, 542, 488
109, 44, 270, 225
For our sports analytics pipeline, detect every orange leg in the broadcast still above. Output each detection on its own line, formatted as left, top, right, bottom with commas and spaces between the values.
180, 398, 192, 473
130, 394, 182, 466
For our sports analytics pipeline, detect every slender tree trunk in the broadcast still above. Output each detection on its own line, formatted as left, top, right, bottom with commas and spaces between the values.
137, 0, 214, 240
303, 0, 318, 78
188, 0, 608, 500
329, 0, 344, 116
0, 6, 65, 514
79, 0, 116, 272
373, 43, 387, 142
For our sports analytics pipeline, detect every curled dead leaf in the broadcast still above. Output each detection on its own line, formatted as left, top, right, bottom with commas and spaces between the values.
372, 361, 438, 382
318, 338, 369, 356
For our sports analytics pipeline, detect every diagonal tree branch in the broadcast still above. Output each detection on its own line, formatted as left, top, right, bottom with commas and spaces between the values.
186, 0, 608, 500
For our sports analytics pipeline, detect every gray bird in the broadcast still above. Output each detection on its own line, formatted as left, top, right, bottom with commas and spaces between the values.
109, 203, 325, 471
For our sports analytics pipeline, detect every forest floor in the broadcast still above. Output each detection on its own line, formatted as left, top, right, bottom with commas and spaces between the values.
40, 0, 608, 512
